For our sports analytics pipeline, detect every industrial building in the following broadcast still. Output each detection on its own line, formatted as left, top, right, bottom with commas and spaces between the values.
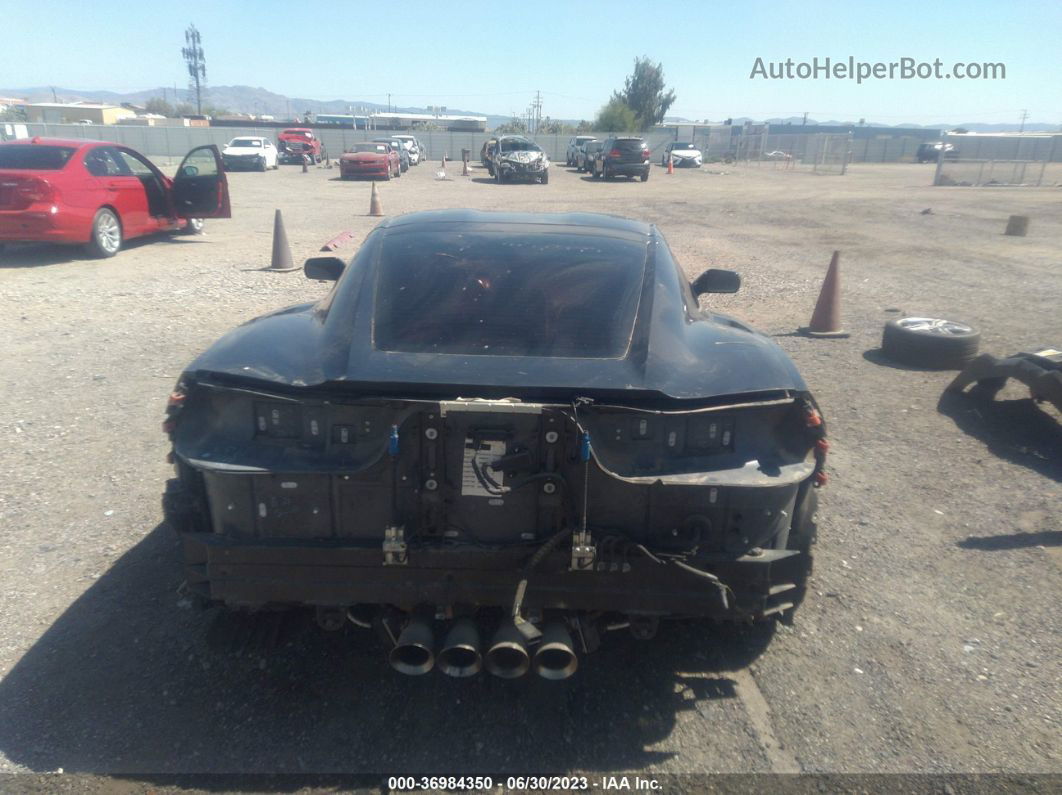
24, 103, 137, 125
368, 112, 487, 132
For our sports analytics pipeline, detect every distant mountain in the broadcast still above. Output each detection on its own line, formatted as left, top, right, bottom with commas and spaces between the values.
6, 87, 1056, 133
745, 116, 1057, 133
2, 84, 513, 127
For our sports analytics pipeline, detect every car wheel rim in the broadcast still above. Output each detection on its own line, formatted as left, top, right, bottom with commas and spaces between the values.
97, 214, 120, 252
898, 317, 972, 335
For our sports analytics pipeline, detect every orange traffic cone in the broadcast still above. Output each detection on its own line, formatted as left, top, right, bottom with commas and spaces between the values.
368, 182, 383, 217
667, 154, 674, 174
267, 209, 298, 272
802, 251, 848, 337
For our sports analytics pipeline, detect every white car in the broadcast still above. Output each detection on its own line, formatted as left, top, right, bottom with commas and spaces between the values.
662, 141, 703, 167
221, 136, 278, 171
390, 134, 422, 165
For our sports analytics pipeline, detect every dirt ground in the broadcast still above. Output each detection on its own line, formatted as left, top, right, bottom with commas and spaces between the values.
0, 158, 1059, 780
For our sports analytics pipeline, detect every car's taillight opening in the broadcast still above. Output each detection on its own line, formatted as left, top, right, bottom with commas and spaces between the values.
17, 177, 55, 203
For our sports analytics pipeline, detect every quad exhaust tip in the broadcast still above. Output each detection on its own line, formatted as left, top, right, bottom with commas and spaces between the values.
485, 620, 531, 679
389, 616, 435, 675
532, 621, 579, 680
388, 616, 580, 679
437, 618, 482, 678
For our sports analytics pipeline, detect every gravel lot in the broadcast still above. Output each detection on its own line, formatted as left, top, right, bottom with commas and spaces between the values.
0, 158, 1059, 779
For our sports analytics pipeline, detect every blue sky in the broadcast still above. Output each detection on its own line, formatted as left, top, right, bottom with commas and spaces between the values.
2, 0, 1059, 125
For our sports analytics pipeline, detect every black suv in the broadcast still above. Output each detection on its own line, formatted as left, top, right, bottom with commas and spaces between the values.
589, 136, 651, 181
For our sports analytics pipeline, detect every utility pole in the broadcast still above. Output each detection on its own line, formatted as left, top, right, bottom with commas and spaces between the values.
531, 90, 542, 135
802, 111, 808, 126
50, 86, 57, 103
387, 93, 391, 113
1019, 109, 1028, 134
181, 24, 207, 114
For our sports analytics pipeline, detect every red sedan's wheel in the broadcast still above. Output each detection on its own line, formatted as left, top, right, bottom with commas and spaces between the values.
86, 208, 122, 258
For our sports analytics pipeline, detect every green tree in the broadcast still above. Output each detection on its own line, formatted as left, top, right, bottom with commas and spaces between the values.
613, 57, 676, 130
494, 117, 529, 134
174, 102, 195, 117
594, 98, 638, 132
537, 117, 578, 135
575, 120, 594, 133
145, 97, 174, 117
0, 104, 28, 122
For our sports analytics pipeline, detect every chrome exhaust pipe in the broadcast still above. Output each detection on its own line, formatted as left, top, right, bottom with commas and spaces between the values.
437, 618, 482, 678
532, 621, 579, 680
484, 620, 531, 679
388, 616, 435, 675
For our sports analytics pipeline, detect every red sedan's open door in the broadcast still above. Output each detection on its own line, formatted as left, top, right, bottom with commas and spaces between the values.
172, 145, 231, 219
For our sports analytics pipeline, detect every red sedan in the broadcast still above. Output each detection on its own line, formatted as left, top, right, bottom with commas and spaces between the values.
0, 138, 231, 258
339, 142, 401, 180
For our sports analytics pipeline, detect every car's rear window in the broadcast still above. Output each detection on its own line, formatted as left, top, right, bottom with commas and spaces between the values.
230, 139, 262, 147
615, 139, 648, 151
0, 145, 77, 170
353, 143, 388, 153
373, 228, 647, 358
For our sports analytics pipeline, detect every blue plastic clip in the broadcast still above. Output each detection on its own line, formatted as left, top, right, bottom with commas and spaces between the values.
389, 425, 400, 456
580, 431, 592, 462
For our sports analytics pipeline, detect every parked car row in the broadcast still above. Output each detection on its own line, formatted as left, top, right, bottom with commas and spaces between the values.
586, 137, 652, 181
567, 136, 668, 180
337, 134, 426, 181
339, 142, 402, 181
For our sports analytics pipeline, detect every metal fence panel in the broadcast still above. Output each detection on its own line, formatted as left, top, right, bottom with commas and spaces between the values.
13, 123, 721, 167
933, 134, 1062, 186
729, 133, 851, 174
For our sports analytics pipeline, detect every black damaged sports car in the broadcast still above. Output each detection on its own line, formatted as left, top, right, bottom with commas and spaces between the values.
163, 210, 827, 679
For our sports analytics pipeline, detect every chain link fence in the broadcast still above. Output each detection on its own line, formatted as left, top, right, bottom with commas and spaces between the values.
730, 132, 852, 174
8, 122, 679, 166
933, 134, 1062, 187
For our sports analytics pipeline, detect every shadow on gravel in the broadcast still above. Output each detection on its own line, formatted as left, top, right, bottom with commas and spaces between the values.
468, 177, 549, 186
937, 391, 1062, 482
861, 348, 942, 372
0, 242, 88, 268
0, 236, 202, 268
0, 524, 771, 776
958, 530, 1062, 550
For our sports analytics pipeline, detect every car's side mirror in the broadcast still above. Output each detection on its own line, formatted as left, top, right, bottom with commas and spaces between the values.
304, 256, 345, 281
691, 268, 741, 296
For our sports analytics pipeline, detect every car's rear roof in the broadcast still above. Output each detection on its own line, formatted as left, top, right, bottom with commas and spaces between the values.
380, 209, 652, 238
